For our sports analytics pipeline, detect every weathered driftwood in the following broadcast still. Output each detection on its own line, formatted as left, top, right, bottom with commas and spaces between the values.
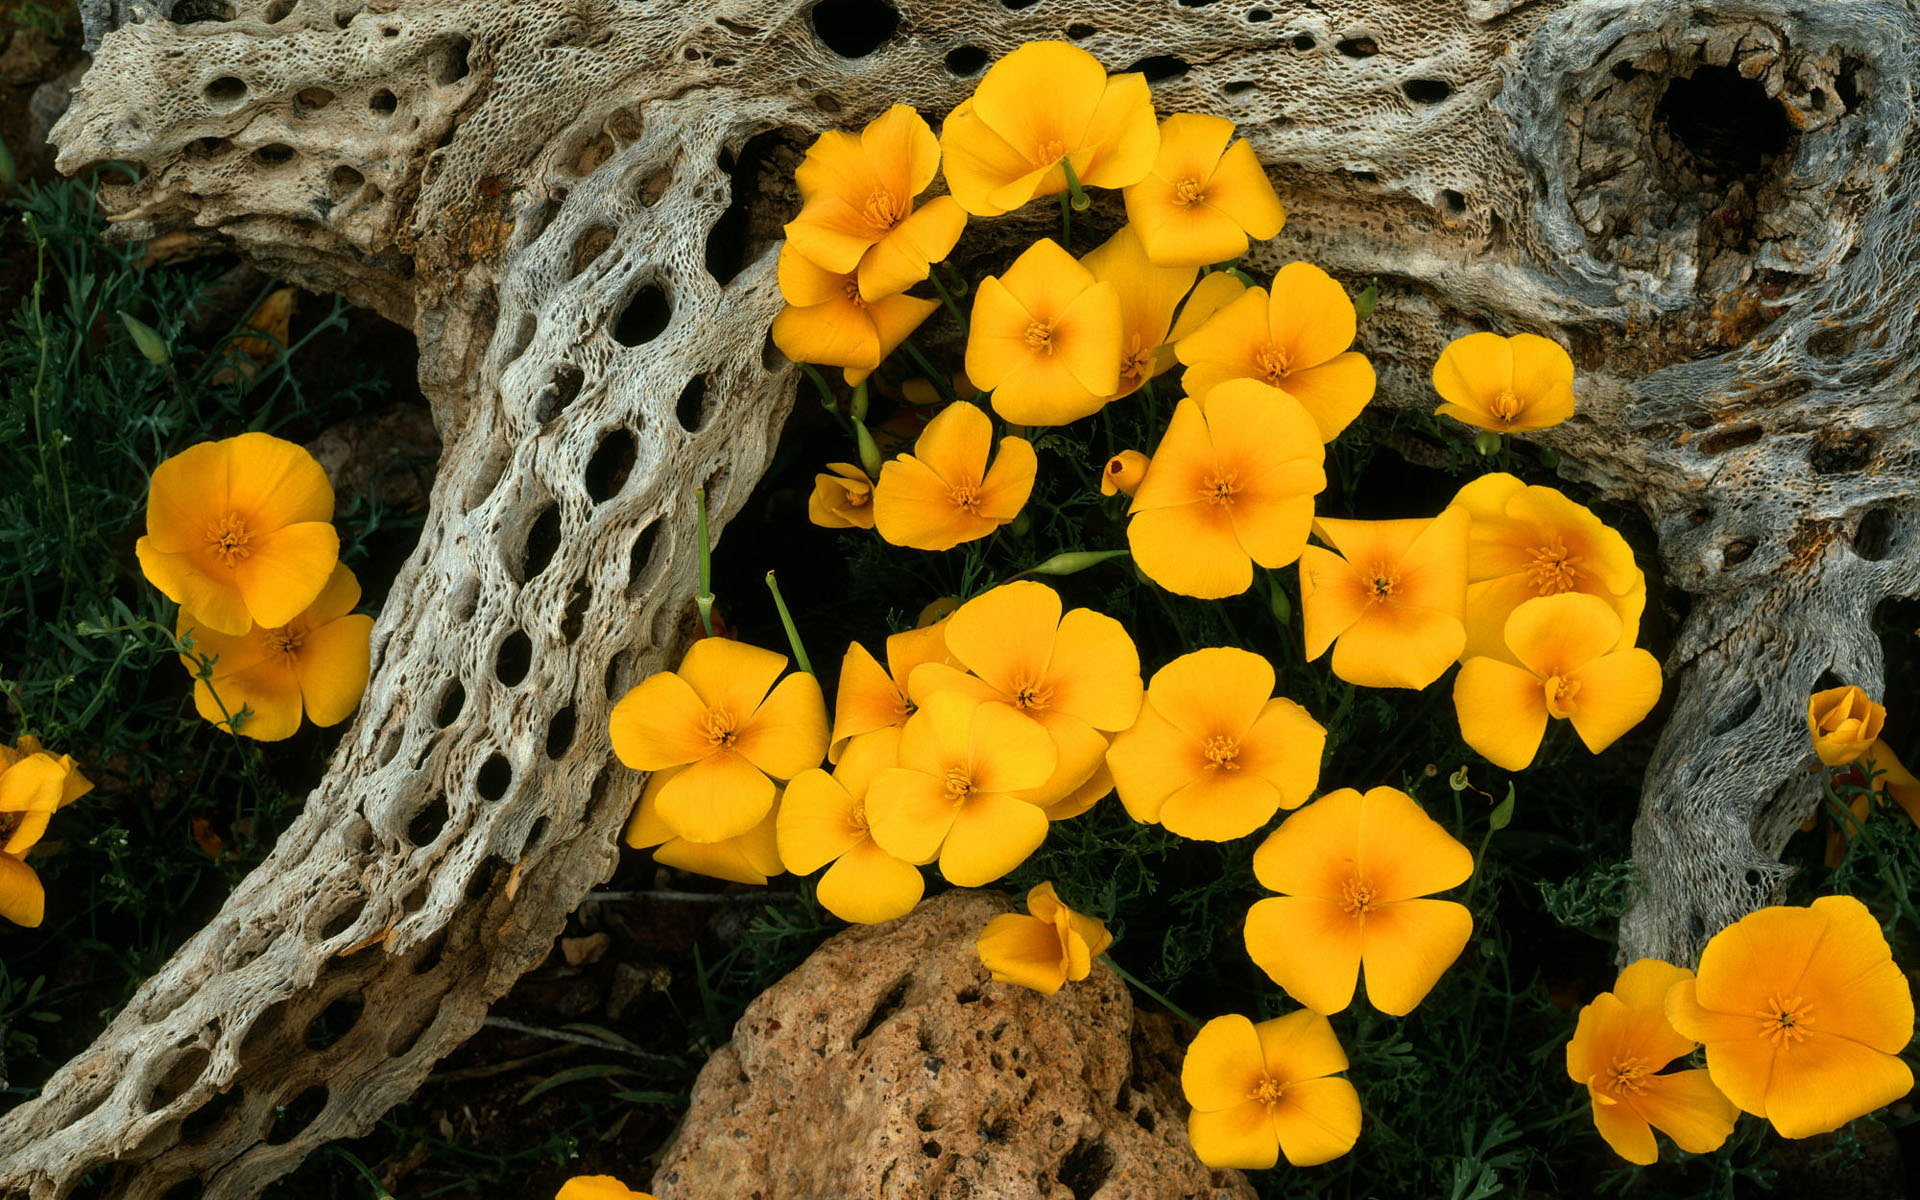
5, 0, 1916, 1194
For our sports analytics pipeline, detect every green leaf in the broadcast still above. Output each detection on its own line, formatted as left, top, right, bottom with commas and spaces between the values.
517, 1063, 634, 1105
1488, 784, 1515, 832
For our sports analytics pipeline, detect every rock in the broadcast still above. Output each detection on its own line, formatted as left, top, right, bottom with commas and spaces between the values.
29, 56, 88, 148
652, 890, 1254, 1200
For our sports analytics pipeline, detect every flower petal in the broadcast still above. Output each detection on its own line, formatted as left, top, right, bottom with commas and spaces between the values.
1160, 768, 1283, 842
1108, 704, 1198, 826
1277, 352, 1375, 443
1043, 607, 1144, 731
943, 581, 1061, 697
1356, 898, 1473, 1016
1188, 1102, 1280, 1170
654, 751, 776, 843
1183, 1014, 1267, 1110
776, 767, 860, 874
733, 671, 830, 780
1563, 649, 1663, 755
1267, 262, 1356, 371
1631, 1069, 1737, 1156
676, 637, 786, 722
1129, 504, 1250, 599
232, 521, 342, 630
1503, 592, 1623, 676
0, 854, 45, 928
1453, 656, 1550, 772
294, 613, 374, 728
1270, 1076, 1362, 1167
224, 431, 336, 531
816, 838, 925, 924
939, 790, 1049, 886
1245, 895, 1363, 1014
1233, 697, 1325, 811
978, 912, 1069, 993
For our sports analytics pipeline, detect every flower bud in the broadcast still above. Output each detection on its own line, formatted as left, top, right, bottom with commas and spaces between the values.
1028, 550, 1129, 576
1808, 685, 1885, 767
1100, 450, 1150, 497
119, 311, 170, 365
855, 420, 884, 481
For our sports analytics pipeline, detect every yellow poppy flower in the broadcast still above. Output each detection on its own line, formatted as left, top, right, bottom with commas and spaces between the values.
1167, 269, 1248, 343
1080, 226, 1196, 399
1299, 508, 1470, 690
556, 1177, 657, 1200
808, 462, 876, 530
964, 238, 1121, 425
1123, 112, 1286, 267
778, 728, 925, 924
1127, 380, 1326, 599
0, 739, 92, 929
1807, 685, 1885, 766
865, 692, 1055, 887
1451, 473, 1645, 663
1453, 593, 1662, 771
771, 245, 939, 386
1100, 449, 1150, 497
609, 638, 829, 844
828, 622, 949, 761
785, 104, 968, 301
1181, 1011, 1361, 1169
1566, 959, 1737, 1165
1108, 647, 1324, 841
1432, 331, 1575, 433
1666, 896, 1914, 1138
872, 401, 1036, 551
1173, 263, 1375, 441
939, 41, 1158, 217
136, 432, 341, 637
176, 562, 374, 742
1244, 786, 1473, 1015
623, 765, 785, 886
906, 581, 1142, 811
976, 881, 1112, 994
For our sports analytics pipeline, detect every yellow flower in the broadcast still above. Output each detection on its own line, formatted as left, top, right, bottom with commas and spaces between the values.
785, 104, 968, 301
939, 41, 1158, 217
1244, 786, 1473, 1015
828, 622, 949, 761
1566, 959, 1737, 1165
1123, 113, 1286, 267
908, 581, 1142, 812
609, 638, 829, 843
809, 463, 876, 530
177, 563, 373, 742
965, 238, 1121, 425
0, 739, 92, 929
1100, 449, 1150, 497
1808, 685, 1884, 766
1299, 508, 1470, 690
623, 766, 785, 886
1453, 593, 1662, 771
1174, 264, 1376, 441
976, 881, 1113, 994
1451, 473, 1645, 663
1666, 896, 1914, 1138
771, 245, 939, 385
779, 728, 925, 924
136, 432, 341, 637
1107, 647, 1324, 841
865, 692, 1056, 886
1080, 226, 1196, 399
1432, 331, 1575, 433
1168, 270, 1248, 342
1181, 1011, 1361, 1169
872, 401, 1036, 551
556, 1178, 657, 1200
1127, 380, 1326, 599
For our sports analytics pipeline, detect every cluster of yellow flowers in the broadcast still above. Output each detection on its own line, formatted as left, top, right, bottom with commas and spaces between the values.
137, 432, 374, 741
1803, 684, 1920, 862
0, 736, 93, 928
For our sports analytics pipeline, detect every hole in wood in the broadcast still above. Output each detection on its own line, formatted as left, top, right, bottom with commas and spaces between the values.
811, 0, 899, 58
476, 753, 513, 802
495, 631, 532, 686
204, 76, 247, 105
613, 284, 671, 346
1655, 65, 1792, 182
266, 1086, 328, 1145
585, 427, 638, 502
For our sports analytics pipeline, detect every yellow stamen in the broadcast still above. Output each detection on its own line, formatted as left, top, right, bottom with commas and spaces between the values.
1013, 679, 1053, 711
1172, 177, 1206, 206
1757, 993, 1813, 1046
1037, 138, 1067, 164
264, 628, 305, 661
1202, 735, 1241, 771
1340, 876, 1377, 917
1527, 535, 1582, 594
1258, 346, 1292, 384
204, 513, 254, 569
1249, 1075, 1287, 1105
1024, 320, 1055, 353
862, 189, 903, 232
841, 279, 868, 310
701, 708, 739, 750
1543, 675, 1580, 719
943, 767, 973, 801
1368, 568, 1398, 601
1203, 472, 1239, 506
1488, 389, 1523, 423
948, 482, 982, 514
1603, 1054, 1651, 1096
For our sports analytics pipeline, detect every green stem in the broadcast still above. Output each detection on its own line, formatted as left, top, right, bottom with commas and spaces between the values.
694, 487, 715, 637
1102, 956, 1200, 1031
927, 267, 968, 331
899, 339, 960, 405
801, 363, 838, 410
764, 571, 812, 675
1061, 157, 1092, 213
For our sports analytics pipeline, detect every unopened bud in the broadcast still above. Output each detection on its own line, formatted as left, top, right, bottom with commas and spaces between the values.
1029, 550, 1129, 576
855, 421, 884, 480
1473, 430, 1503, 457
1355, 281, 1379, 321
850, 379, 870, 423
119, 311, 169, 365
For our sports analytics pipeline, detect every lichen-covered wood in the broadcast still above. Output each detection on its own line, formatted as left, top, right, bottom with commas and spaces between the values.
4, 0, 1915, 1195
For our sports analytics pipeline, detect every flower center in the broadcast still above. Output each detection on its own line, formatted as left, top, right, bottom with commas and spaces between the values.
1543, 674, 1580, 718
863, 189, 903, 231
1488, 389, 1523, 423
943, 767, 974, 801
1527, 535, 1582, 594
1340, 876, 1378, 917
1757, 993, 1814, 1046
701, 708, 739, 750
1202, 735, 1241, 771
1121, 333, 1151, 386
1024, 320, 1055, 353
264, 627, 305, 661
1248, 1075, 1287, 1105
1368, 567, 1399, 601
948, 481, 982, 514
840, 278, 868, 309
1013, 678, 1053, 711
1202, 471, 1239, 506
1038, 137, 1068, 164
847, 798, 869, 834
204, 513, 254, 569
1603, 1054, 1651, 1096
1172, 177, 1207, 206
1258, 346, 1292, 384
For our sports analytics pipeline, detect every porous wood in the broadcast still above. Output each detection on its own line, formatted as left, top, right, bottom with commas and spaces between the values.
6, 0, 1917, 1195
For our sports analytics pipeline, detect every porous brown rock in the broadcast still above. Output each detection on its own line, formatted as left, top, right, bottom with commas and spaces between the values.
651, 890, 1253, 1200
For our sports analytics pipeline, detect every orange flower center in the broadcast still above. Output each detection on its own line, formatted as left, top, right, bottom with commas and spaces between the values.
264, 627, 305, 661
1602, 1054, 1651, 1096
1367, 567, 1399, 601
839, 478, 873, 508
1488, 389, 1523, 423
1527, 535, 1581, 594
847, 798, 869, 834
1543, 674, 1580, 718
1257, 346, 1293, 384
948, 481, 982, 515
1037, 137, 1068, 164
1202, 471, 1239, 506
1172, 177, 1207, 206
1339, 876, 1378, 917
1757, 993, 1814, 1046
943, 767, 974, 801
204, 512, 254, 569
863, 189, 903, 232
1121, 333, 1151, 387
1202, 735, 1241, 771
702, 708, 740, 750
1248, 1075, 1288, 1105
1024, 320, 1056, 353
1013, 678, 1054, 711
840, 278, 868, 310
